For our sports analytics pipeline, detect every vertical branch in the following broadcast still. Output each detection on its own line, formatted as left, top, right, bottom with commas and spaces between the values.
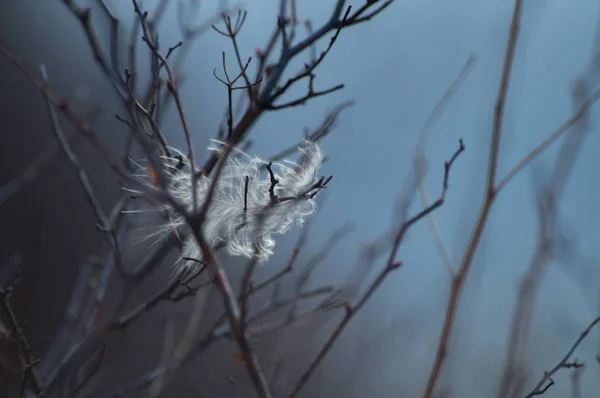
423, 1, 523, 396
497, 69, 595, 398
194, 236, 273, 398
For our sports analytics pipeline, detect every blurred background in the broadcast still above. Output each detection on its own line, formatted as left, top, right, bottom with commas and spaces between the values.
1, 0, 600, 397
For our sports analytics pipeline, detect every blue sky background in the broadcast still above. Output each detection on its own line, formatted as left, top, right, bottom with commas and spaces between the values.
2, 0, 600, 396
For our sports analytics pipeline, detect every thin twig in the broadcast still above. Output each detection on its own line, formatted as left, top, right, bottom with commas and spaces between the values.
286, 139, 465, 398
194, 236, 273, 398
524, 316, 599, 397
415, 54, 476, 277
495, 84, 600, 194
201, 0, 395, 176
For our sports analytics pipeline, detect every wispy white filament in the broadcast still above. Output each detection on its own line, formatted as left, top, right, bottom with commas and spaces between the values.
130, 140, 325, 277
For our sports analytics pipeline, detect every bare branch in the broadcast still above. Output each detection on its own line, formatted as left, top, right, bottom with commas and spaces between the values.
524, 316, 599, 397
415, 54, 476, 277
423, 1, 523, 395
286, 139, 465, 398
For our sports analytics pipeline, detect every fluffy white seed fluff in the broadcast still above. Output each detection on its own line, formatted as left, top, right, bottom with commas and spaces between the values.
130, 140, 325, 278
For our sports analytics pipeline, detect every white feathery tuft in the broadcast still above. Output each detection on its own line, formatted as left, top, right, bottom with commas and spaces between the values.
129, 140, 326, 278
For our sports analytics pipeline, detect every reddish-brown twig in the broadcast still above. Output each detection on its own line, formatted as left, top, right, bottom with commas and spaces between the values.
423, 1, 523, 395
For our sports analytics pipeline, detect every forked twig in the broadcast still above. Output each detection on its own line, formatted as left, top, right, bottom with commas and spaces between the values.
524, 316, 599, 397
415, 54, 476, 277
286, 139, 465, 398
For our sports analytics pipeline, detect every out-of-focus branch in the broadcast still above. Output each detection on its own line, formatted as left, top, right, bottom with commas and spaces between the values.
570, 367, 583, 398
290, 222, 354, 318
0, 41, 133, 184
39, 64, 123, 271
0, 283, 43, 395
495, 83, 600, 194
498, 54, 598, 398
177, 284, 338, 368
147, 286, 210, 398
415, 54, 476, 277
41, 233, 178, 396
269, 100, 354, 162
0, 132, 83, 207
39, 257, 97, 379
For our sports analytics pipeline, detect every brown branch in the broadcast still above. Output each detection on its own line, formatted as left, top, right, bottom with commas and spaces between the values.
423, 1, 523, 395
162, 91, 272, 397
495, 83, 600, 194
193, 235, 272, 398
497, 64, 596, 398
